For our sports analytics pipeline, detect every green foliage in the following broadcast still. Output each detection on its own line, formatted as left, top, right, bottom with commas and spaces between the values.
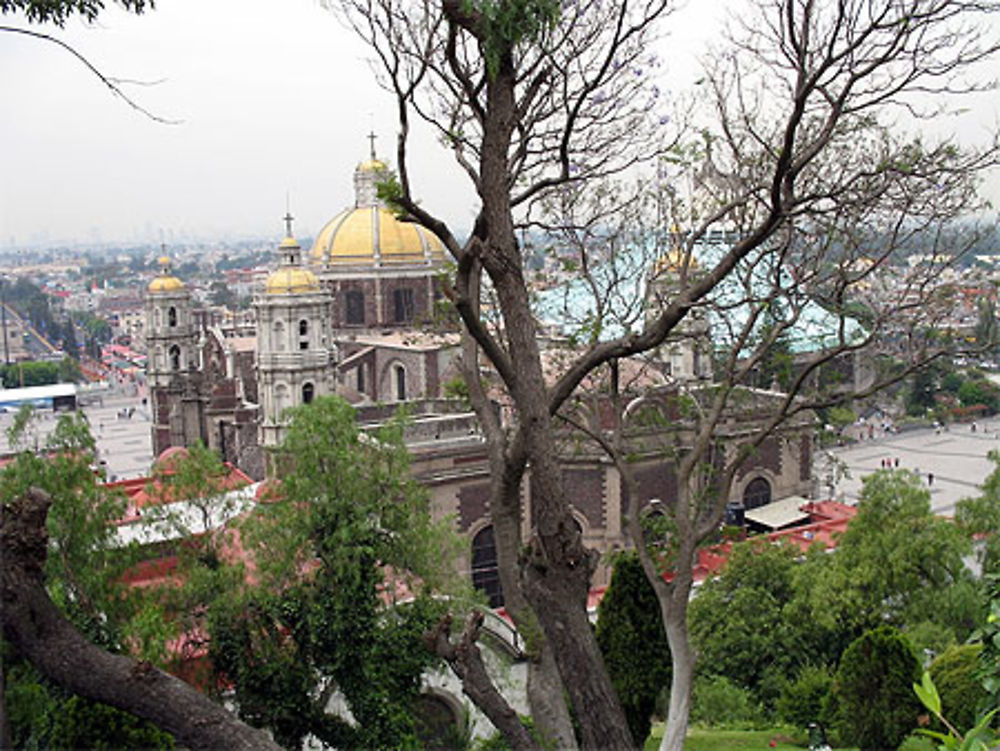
913, 671, 999, 751
969, 573, 1000, 714
4, 659, 175, 751
689, 540, 801, 712
958, 452, 1000, 576
777, 664, 833, 730
957, 379, 1000, 413
689, 675, 762, 729
0, 359, 67, 388
831, 626, 922, 751
465, 0, 560, 76
0, 0, 152, 26
205, 396, 462, 750
792, 471, 975, 648
1, 411, 174, 747
826, 406, 857, 429
929, 645, 987, 732
595, 551, 671, 746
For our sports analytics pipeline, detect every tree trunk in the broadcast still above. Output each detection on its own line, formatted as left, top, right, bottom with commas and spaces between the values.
658, 580, 695, 751
1, 489, 281, 751
527, 644, 578, 750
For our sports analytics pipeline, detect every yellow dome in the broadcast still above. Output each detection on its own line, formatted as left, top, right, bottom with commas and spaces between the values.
358, 158, 388, 172
310, 206, 446, 267
265, 267, 320, 295
652, 249, 699, 277
148, 275, 185, 293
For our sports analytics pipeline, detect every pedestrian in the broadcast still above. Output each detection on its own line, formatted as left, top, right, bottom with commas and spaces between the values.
894, 457, 899, 468
928, 472, 934, 486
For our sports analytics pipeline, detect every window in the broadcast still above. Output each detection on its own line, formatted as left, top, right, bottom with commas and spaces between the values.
302, 382, 315, 404
393, 287, 415, 323
169, 345, 181, 371
395, 364, 407, 401
356, 366, 365, 393
274, 321, 285, 352
168, 307, 177, 327
471, 525, 503, 608
345, 290, 365, 325
743, 477, 772, 510
298, 319, 308, 336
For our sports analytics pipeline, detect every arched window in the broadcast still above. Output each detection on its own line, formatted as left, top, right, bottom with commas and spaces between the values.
273, 321, 285, 352
356, 365, 365, 393
154, 308, 161, 327
414, 693, 461, 751
302, 382, 315, 404
743, 477, 772, 510
395, 364, 407, 401
345, 290, 365, 325
169, 345, 181, 371
641, 506, 666, 547
274, 384, 289, 418
471, 525, 503, 608
298, 319, 308, 337
168, 307, 177, 327
393, 287, 415, 323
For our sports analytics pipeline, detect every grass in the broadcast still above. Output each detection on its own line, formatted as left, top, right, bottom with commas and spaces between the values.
643, 726, 935, 751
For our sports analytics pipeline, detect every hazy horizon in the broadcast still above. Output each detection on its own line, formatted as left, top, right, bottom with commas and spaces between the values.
2, 0, 997, 252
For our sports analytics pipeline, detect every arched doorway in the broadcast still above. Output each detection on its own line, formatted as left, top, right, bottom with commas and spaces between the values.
413, 693, 463, 751
471, 525, 503, 608
743, 477, 772, 510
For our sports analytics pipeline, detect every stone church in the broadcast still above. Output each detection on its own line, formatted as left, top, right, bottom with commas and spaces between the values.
144, 147, 816, 600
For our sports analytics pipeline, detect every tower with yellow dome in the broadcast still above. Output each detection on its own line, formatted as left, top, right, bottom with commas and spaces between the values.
255, 215, 338, 449
308, 142, 447, 332
646, 237, 713, 382
145, 255, 208, 454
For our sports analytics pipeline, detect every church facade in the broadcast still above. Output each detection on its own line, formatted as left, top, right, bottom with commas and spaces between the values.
144, 148, 816, 598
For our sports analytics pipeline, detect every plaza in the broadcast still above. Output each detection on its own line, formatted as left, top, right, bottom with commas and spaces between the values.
825, 424, 999, 516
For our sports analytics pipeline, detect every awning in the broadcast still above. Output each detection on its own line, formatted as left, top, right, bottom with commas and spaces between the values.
744, 496, 811, 530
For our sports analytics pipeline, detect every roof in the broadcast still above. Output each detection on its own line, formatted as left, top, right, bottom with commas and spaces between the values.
310, 206, 445, 268
0, 383, 77, 403
744, 495, 812, 530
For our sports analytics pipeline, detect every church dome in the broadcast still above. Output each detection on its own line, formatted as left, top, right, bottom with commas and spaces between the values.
310, 206, 445, 267
148, 256, 185, 293
265, 227, 320, 295
652, 248, 699, 277
265, 267, 320, 294
309, 148, 446, 268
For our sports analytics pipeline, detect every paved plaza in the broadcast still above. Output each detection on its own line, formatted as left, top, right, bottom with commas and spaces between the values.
0, 383, 153, 482
825, 424, 1000, 516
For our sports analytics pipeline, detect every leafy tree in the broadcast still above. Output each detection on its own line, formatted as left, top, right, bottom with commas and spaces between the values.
969, 573, 1000, 715
0, 410, 179, 748
956, 452, 1000, 576
689, 540, 801, 712
958, 378, 1000, 413
202, 397, 461, 750
792, 471, 977, 651
777, 664, 833, 731
830, 626, 922, 751
929, 644, 987, 732
0, 0, 152, 26
596, 551, 671, 746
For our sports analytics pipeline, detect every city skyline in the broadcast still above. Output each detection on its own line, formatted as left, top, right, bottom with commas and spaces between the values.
2, 0, 998, 250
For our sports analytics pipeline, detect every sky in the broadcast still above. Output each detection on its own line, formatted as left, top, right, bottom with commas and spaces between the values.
0, 0, 997, 251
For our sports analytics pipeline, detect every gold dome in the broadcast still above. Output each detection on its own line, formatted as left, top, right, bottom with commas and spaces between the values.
310, 206, 446, 267
652, 249, 699, 277
148, 256, 185, 293
358, 158, 388, 172
265, 267, 320, 295
148, 275, 185, 293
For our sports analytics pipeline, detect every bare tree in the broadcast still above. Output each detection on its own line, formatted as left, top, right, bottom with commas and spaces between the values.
336, 0, 998, 748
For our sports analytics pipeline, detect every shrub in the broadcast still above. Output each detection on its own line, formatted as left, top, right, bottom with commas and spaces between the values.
690, 675, 762, 728
830, 626, 922, 751
929, 643, 986, 730
778, 664, 833, 729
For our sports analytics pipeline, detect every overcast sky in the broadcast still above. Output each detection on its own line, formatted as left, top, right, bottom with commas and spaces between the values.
1, 0, 997, 250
